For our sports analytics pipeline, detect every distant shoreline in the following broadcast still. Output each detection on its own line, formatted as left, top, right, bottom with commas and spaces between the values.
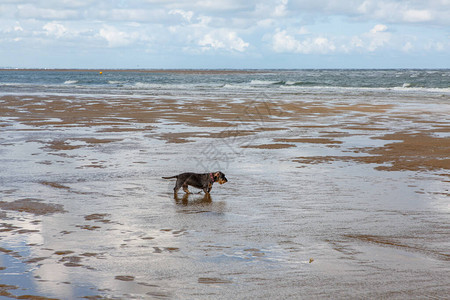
1, 68, 449, 73
0, 68, 262, 74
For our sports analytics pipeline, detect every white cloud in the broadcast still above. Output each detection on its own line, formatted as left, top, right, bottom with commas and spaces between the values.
297, 27, 309, 35
91, 8, 167, 23
370, 24, 388, 34
17, 4, 79, 20
43, 22, 67, 38
199, 30, 249, 52
272, 29, 336, 54
402, 41, 413, 52
274, 0, 288, 17
365, 24, 391, 51
350, 0, 450, 26
188, 0, 246, 12
165, 12, 250, 53
169, 9, 194, 22
99, 26, 137, 48
272, 30, 299, 53
402, 9, 433, 23
254, 0, 290, 19
196, 15, 213, 26
14, 23, 24, 32
272, 24, 398, 54
256, 18, 275, 28
350, 36, 364, 49
425, 41, 445, 52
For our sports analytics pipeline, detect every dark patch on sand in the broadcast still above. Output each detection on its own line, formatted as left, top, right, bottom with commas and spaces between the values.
115, 275, 135, 282
0, 199, 65, 215
0, 284, 19, 298
80, 252, 102, 258
25, 257, 48, 264
77, 138, 123, 144
43, 140, 82, 151
369, 133, 450, 171
274, 137, 343, 144
59, 255, 83, 267
84, 213, 111, 223
40, 181, 70, 190
16, 229, 40, 234
54, 250, 74, 256
294, 132, 449, 172
76, 225, 101, 231
0, 247, 21, 258
164, 247, 180, 252
0, 223, 20, 232
198, 277, 233, 284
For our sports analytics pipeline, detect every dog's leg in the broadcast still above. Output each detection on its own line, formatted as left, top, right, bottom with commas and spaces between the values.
182, 184, 190, 194
174, 179, 183, 194
203, 183, 212, 194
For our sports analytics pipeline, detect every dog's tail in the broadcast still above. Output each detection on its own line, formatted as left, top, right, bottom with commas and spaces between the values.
162, 175, 177, 179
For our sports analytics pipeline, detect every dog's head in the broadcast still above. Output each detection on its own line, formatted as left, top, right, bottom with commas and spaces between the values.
214, 171, 228, 184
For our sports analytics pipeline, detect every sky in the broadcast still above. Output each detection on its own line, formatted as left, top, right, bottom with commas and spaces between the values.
0, 0, 449, 69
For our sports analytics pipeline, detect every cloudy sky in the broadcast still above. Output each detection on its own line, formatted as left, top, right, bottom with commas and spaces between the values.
1, 0, 449, 69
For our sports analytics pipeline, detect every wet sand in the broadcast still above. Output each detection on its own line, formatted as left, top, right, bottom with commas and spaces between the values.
0, 90, 449, 299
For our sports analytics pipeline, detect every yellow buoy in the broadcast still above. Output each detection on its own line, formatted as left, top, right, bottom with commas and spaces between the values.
99, 71, 103, 75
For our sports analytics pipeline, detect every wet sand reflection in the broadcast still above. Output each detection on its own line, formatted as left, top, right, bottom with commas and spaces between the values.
0, 87, 449, 298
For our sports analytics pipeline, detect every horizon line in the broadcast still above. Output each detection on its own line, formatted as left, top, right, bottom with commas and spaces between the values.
1, 67, 449, 72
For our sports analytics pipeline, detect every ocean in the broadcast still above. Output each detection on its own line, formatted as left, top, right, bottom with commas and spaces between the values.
1, 69, 449, 97
0, 69, 449, 299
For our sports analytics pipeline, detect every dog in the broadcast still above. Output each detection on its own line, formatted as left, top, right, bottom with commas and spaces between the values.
162, 171, 228, 194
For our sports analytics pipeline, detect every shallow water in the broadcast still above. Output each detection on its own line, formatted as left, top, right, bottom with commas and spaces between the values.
1, 70, 449, 299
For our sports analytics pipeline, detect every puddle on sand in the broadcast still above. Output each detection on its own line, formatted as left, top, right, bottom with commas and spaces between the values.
1, 91, 449, 299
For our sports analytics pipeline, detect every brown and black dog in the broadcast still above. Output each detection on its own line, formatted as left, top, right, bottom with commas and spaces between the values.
162, 172, 228, 194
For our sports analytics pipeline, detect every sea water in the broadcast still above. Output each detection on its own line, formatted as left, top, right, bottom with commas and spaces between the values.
1, 69, 449, 97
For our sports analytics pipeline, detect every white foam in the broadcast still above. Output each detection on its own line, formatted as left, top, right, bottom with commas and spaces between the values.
223, 84, 239, 89
392, 86, 450, 94
64, 80, 78, 84
132, 82, 200, 90
280, 84, 450, 95
250, 80, 280, 85
133, 82, 160, 89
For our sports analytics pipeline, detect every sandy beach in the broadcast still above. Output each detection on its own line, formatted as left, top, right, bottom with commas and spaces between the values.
0, 70, 449, 299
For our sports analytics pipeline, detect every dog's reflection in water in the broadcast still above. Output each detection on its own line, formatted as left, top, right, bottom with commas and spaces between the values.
174, 192, 212, 206
174, 193, 227, 215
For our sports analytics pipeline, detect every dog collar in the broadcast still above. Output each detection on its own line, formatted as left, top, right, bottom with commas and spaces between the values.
210, 173, 214, 181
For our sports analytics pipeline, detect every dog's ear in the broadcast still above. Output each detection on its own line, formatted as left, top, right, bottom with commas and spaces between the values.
213, 171, 220, 179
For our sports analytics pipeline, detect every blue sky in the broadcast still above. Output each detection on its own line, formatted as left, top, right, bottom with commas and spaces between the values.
1, 0, 449, 69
